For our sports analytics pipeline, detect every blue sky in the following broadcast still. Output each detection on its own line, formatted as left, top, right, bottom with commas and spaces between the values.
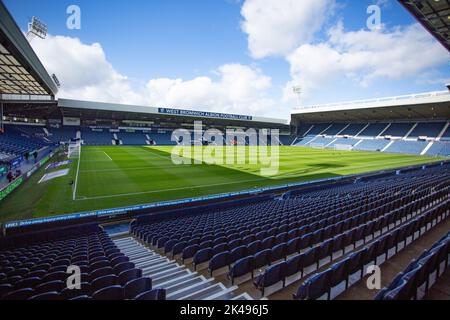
4, 0, 450, 119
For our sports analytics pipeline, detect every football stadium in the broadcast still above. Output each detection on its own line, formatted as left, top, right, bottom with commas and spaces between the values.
0, 0, 449, 306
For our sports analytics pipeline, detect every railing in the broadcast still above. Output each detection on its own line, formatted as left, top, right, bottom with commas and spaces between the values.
294, 91, 450, 112
0, 94, 53, 101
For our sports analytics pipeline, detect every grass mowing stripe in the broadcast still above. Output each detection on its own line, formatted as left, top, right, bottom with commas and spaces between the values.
0, 145, 444, 223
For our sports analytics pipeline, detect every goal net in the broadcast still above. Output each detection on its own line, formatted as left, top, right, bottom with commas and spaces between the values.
310, 143, 325, 149
68, 141, 81, 159
334, 144, 353, 151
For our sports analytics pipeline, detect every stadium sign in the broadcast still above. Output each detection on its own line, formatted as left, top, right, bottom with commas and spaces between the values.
158, 108, 253, 121
0, 177, 24, 201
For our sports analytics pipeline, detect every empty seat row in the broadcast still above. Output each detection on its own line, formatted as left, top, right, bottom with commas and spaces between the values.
293, 201, 448, 300
375, 231, 450, 300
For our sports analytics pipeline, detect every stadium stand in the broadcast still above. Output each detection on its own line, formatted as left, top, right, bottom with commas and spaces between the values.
129, 163, 449, 298
47, 127, 78, 144
117, 131, 147, 146
374, 231, 450, 300
291, 121, 450, 156
0, 126, 50, 158
0, 224, 165, 300
81, 128, 113, 146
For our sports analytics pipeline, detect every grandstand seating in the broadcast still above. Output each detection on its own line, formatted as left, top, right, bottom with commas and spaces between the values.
441, 126, 450, 141
279, 136, 296, 146
0, 224, 165, 300
383, 123, 414, 137
293, 122, 450, 156
81, 128, 113, 146
375, 231, 450, 300
131, 164, 449, 297
322, 124, 348, 136
340, 124, 367, 136
355, 139, 390, 152
357, 123, 389, 138
0, 126, 50, 159
148, 132, 176, 146
386, 141, 429, 155
118, 132, 148, 146
426, 142, 450, 157
408, 122, 446, 139
293, 200, 448, 300
47, 127, 78, 143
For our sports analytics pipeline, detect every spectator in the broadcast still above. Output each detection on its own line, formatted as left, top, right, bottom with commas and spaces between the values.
7, 171, 13, 183
33, 151, 38, 163
24, 152, 30, 162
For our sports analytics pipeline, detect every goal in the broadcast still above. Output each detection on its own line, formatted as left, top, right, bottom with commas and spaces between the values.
68, 141, 81, 159
334, 144, 353, 151
310, 143, 325, 149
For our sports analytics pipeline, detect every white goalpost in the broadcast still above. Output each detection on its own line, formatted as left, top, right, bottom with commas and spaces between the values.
68, 141, 81, 159
310, 143, 325, 149
334, 144, 353, 151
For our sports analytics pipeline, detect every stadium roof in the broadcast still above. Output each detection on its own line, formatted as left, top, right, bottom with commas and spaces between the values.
57, 98, 289, 125
292, 91, 450, 122
398, 0, 450, 52
0, 1, 58, 98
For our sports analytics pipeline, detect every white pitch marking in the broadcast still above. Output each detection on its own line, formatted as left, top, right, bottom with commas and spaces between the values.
104, 151, 113, 161
75, 157, 433, 201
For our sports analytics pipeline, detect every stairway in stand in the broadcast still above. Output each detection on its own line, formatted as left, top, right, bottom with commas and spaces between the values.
113, 237, 253, 300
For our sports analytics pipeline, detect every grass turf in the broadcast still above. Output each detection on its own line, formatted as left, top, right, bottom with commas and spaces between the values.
0, 145, 444, 223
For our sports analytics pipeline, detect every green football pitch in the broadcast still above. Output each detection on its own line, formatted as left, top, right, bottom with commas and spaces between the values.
0, 145, 444, 223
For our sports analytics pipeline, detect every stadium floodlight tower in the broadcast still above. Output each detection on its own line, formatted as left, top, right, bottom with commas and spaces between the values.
293, 85, 302, 108
26, 16, 48, 42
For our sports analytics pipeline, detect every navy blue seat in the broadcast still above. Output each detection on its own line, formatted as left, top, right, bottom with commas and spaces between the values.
2, 288, 35, 300
317, 239, 333, 267
28, 291, 61, 300
328, 258, 349, 290
228, 256, 254, 285
90, 267, 114, 280
182, 244, 199, 263
286, 237, 299, 256
253, 249, 271, 270
124, 277, 152, 300
299, 248, 317, 276
113, 262, 135, 275
35, 280, 65, 294
209, 251, 231, 277
230, 246, 247, 264
91, 275, 118, 292
92, 285, 124, 300
0, 284, 13, 297
283, 254, 302, 283
212, 243, 228, 256
253, 262, 285, 296
193, 248, 212, 270
110, 256, 130, 267
118, 268, 143, 286
261, 236, 275, 251
172, 242, 187, 257
270, 243, 286, 263
134, 289, 166, 300
294, 269, 332, 300
247, 241, 261, 256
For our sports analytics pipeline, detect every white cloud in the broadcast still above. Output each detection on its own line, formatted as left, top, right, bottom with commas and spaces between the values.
145, 64, 274, 114
283, 22, 449, 103
31, 35, 275, 116
241, 0, 334, 59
